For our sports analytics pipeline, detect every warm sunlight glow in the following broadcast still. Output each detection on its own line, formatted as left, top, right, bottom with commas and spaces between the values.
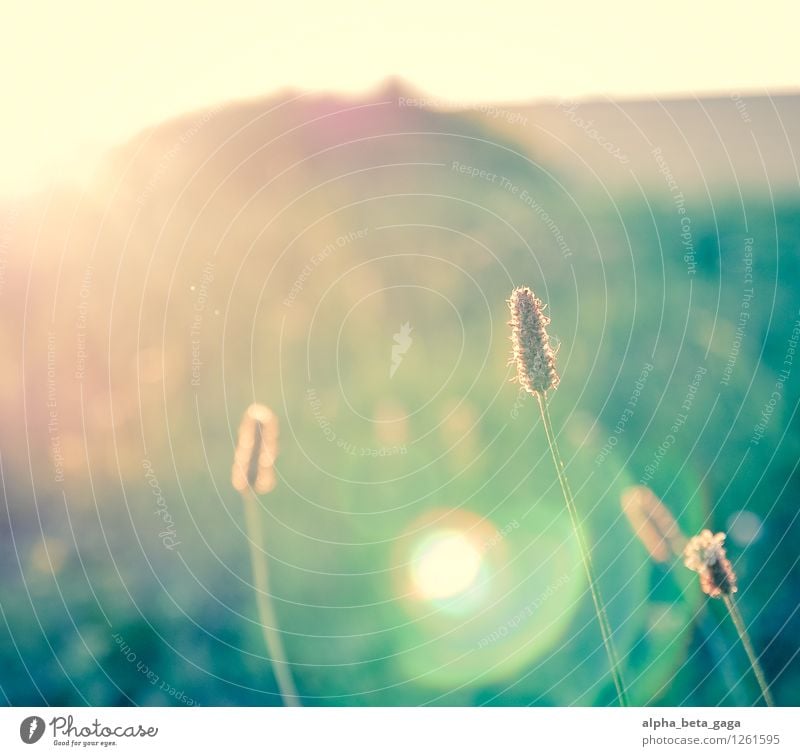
411, 530, 483, 601
2, 1, 795, 197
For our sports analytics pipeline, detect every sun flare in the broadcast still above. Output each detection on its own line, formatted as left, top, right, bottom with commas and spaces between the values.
410, 529, 483, 601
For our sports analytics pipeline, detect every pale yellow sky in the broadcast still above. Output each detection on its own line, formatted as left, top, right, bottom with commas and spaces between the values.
2, 1, 798, 197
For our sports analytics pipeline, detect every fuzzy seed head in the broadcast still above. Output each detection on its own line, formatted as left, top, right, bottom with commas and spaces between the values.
232, 403, 279, 494
508, 286, 559, 395
683, 529, 738, 598
622, 486, 687, 563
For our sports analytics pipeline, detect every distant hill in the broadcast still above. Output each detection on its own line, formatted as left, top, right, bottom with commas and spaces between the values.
3, 83, 799, 478
468, 91, 800, 194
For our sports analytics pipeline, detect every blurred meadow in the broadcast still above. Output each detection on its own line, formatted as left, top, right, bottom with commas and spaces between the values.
1, 84, 799, 706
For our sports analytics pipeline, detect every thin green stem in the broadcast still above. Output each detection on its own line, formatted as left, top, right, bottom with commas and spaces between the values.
722, 594, 774, 706
242, 491, 301, 706
536, 393, 628, 706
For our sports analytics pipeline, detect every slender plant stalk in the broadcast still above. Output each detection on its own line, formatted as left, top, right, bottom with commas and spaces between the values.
507, 287, 626, 704
242, 490, 301, 706
684, 530, 774, 706
722, 594, 774, 706
537, 393, 629, 706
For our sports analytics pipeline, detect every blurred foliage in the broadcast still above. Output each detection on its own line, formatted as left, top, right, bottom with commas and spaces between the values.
0, 88, 798, 705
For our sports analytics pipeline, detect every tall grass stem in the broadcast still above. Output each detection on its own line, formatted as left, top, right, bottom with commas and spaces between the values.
536, 393, 628, 706
722, 594, 774, 706
242, 490, 301, 706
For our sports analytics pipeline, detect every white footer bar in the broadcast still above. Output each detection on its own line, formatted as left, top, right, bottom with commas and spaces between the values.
1, 707, 797, 755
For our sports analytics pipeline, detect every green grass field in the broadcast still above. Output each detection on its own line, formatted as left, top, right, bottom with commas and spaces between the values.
1, 89, 798, 706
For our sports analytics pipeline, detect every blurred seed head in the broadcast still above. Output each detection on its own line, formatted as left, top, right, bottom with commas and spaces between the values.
231, 404, 279, 494
508, 286, 559, 395
683, 529, 738, 598
30, 537, 68, 576
621, 485, 687, 562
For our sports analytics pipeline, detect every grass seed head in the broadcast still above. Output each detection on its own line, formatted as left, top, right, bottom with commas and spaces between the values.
232, 403, 279, 494
508, 286, 559, 395
621, 486, 687, 562
683, 529, 738, 598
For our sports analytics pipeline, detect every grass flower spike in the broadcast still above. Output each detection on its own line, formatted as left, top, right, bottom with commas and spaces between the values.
508, 286, 559, 394
684, 528, 773, 706
508, 286, 627, 706
683, 529, 737, 598
232, 403, 279, 494
622, 486, 687, 563
232, 404, 300, 706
